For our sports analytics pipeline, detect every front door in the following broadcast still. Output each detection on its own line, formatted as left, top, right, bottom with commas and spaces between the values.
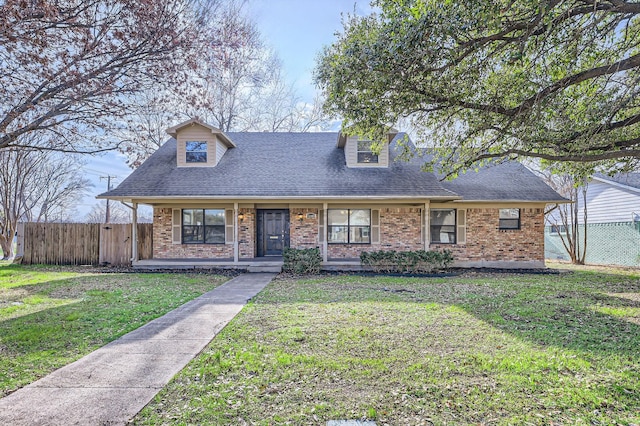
257, 209, 290, 257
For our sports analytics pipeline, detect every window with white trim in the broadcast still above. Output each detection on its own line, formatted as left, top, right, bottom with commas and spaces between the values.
499, 208, 521, 230
182, 209, 225, 243
328, 209, 371, 244
185, 141, 207, 163
430, 209, 456, 244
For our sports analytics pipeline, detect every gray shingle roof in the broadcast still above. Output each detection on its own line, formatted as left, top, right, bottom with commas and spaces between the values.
438, 162, 567, 201
595, 172, 640, 190
100, 132, 565, 202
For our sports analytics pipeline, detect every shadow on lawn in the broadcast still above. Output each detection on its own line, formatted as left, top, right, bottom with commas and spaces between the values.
0, 272, 128, 358
460, 289, 640, 358
0, 282, 165, 397
266, 272, 640, 359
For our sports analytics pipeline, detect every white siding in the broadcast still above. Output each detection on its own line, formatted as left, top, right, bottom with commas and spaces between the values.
581, 181, 640, 223
176, 125, 216, 168
216, 138, 228, 165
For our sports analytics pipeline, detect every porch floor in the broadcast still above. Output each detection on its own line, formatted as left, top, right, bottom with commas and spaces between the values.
132, 258, 363, 272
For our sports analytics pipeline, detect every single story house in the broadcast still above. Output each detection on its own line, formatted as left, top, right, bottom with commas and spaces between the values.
546, 173, 640, 267
99, 119, 566, 270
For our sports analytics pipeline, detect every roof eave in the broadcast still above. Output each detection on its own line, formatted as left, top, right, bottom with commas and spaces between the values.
592, 176, 640, 194
96, 194, 462, 202
165, 118, 236, 148
450, 198, 571, 204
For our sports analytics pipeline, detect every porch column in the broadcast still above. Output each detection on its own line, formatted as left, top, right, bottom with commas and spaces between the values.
233, 202, 239, 263
322, 202, 328, 262
424, 201, 430, 251
131, 202, 138, 263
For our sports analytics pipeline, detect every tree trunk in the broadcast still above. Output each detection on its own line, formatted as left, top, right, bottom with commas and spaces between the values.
0, 231, 13, 260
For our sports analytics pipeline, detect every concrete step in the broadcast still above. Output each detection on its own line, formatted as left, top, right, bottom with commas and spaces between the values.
247, 265, 282, 273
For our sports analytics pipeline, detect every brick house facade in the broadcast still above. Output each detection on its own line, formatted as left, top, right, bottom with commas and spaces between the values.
152, 205, 546, 266
100, 119, 565, 269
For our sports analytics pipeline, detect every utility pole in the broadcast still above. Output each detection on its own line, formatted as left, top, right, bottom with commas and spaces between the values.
100, 175, 117, 223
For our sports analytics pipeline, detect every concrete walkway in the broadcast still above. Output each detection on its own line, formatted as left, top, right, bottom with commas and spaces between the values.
0, 273, 275, 426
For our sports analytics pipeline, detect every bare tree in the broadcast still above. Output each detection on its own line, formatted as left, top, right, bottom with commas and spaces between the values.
200, 0, 278, 132
27, 159, 92, 223
0, 0, 213, 153
544, 173, 589, 265
115, 0, 334, 168
0, 142, 91, 259
288, 94, 335, 132
243, 64, 300, 132
85, 201, 132, 224
117, 89, 190, 168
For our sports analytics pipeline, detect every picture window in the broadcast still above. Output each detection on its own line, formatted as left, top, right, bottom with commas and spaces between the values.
182, 209, 225, 243
328, 209, 371, 244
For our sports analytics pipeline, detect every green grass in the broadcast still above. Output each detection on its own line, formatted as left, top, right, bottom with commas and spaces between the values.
0, 263, 229, 396
135, 268, 640, 425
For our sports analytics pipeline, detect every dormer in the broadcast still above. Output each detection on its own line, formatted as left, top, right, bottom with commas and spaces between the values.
166, 118, 236, 167
337, 128, 398, 168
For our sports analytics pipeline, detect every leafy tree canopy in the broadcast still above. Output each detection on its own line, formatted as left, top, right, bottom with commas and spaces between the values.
316, 0, 640, 177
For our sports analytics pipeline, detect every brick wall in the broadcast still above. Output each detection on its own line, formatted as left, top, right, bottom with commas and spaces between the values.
153, 208, 233, 259
152, 206, 545, 264
327, 207, 423, 259
431, 207, 545, 262
290, 208, 319, 249
238, 208, 255, 259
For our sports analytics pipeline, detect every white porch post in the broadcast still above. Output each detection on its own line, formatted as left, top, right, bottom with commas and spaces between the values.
131, 202, 138, 263
233, 202, 239, 263
322, 202, 328, 262
424, 201, 430, 251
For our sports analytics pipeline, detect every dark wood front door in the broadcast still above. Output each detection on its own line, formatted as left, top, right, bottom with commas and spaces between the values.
257, 209, 290, 257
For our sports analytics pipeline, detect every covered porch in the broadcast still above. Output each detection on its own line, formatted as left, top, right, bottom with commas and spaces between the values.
132, 257, 363, 273
117, 198, 436, 268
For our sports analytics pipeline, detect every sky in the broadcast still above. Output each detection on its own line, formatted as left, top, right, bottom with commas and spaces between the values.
248, 0, 373, 100
77, 0, 374, 218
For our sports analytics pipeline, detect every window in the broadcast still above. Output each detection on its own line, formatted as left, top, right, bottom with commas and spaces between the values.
182, 209, 225, 244
328, 209, 371, 244
356, 140, 379, 163
550, 224, 567, 235
430, 209, 456, 244
499, 208, 521, 230
186, 141, 207, 163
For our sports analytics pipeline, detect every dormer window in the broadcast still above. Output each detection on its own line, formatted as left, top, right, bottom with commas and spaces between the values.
186, 141, 207, 163
357, 140, 379, 163
167, 119, 235, 167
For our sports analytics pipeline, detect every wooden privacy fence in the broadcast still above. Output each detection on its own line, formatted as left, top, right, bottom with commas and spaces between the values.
21, 223, 152, 266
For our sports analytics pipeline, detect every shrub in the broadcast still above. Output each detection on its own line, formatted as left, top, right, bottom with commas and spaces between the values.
360, 249, 453, 274
283, 247, 322, 274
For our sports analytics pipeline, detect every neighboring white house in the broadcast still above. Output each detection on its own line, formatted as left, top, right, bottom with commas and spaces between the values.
545, 173, 640, 267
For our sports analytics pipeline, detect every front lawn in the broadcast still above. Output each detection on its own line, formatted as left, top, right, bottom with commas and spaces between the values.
135, 268, 640, 425
0, 264, 229, 396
